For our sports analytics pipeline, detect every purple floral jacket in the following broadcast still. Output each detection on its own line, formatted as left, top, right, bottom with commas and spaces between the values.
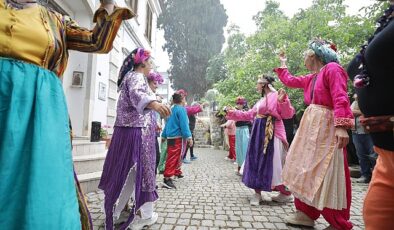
114, 72, 157, 127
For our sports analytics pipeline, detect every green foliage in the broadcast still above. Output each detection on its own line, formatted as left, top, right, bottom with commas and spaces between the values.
158, 0, 228, 101
206, 53, 227, 85
204, 89, 219, 103
214, 0, 379, 115
100, 128, 108, 139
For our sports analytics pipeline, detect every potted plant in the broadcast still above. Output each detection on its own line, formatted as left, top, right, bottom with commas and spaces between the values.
100, 125, 111, 148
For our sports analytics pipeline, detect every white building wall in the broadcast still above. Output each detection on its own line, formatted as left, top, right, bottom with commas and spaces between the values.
59, 0, 166, 137
62, 10, 94, 136
92, 54, 110, 125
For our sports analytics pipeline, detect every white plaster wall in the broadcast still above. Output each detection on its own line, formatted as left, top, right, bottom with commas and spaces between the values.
62, 0, 165, 136
92, 54, 110, 126
63, 12, 92, 136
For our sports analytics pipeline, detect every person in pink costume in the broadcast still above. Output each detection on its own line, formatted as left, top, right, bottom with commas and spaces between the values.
226, 75, 295, 206
274, 39, 354, 230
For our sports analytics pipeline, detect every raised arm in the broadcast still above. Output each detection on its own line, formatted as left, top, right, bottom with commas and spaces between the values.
226, 106, 257, 122
274, 68, 313, 89
185, 104, 203, 116
65, 5, 134, 53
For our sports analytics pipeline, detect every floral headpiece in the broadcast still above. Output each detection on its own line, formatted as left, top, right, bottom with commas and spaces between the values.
176, 89, 188, 97
133, 48, 151, 64
308, 39, 339, 64
147, 71, 164, 84
235, 96, 247, 105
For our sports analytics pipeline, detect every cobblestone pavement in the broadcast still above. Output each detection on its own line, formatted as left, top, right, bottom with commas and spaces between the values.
87, 148, 368, 230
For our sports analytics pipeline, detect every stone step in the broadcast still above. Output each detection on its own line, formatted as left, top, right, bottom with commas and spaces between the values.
78, 171, 102, 194
72, 140, 106, 157
73, 152, 107, 175
73, 136, 90, 141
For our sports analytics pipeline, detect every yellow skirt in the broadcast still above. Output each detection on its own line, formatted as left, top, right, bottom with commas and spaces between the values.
282, 104, 347, 210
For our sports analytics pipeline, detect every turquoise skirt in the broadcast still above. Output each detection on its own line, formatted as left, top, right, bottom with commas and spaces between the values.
235, 126, 250, 167
0, 58, 81, 229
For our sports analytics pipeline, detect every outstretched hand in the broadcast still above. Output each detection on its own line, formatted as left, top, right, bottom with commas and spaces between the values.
278, 88, 287, 102
224, 106, 235, 115
149, 101, 171, 118
202, 102, 210, 107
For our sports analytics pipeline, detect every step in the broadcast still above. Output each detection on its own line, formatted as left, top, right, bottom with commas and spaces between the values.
72, 140, 106, 156
74, 152, 107, 175
73, 136, 90, 141
78, 171, 102, 194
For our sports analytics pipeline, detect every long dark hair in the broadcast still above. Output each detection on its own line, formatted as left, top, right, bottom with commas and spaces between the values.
117, 48, 147, 88
261, 75, 275, 97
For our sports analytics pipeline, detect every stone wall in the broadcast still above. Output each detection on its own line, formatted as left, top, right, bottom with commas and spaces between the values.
209, 112, 224, 150
194, 117, 211, 148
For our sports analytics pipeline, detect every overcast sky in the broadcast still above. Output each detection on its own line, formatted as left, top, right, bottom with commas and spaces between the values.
156, 0, 375, 72
220, 0, 375, 36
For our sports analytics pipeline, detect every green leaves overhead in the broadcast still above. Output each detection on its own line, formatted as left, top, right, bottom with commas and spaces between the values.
214, 0, 379, 116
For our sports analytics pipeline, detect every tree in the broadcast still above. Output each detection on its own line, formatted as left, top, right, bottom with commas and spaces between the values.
206, 53, 227, 85
214, 0, 376, 117
158, 0, 228, 101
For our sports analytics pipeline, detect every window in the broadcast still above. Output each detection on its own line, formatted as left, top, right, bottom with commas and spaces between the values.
145, 3, 153, 43
129, 0, 138, 14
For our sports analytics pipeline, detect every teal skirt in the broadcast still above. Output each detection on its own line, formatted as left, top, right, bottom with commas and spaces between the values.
0, 58, 81, 229
235, 126, 250, 167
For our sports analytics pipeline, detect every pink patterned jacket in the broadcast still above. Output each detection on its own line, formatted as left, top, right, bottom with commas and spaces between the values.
226, 92, 295, 144
274, 62, 354, 129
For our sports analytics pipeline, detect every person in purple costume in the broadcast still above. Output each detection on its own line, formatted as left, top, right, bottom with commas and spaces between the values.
98, 48, 171, 230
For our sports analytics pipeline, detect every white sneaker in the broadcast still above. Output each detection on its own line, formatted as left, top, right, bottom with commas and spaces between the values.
247, 192, 271, 202
285, 211, 315, 227
233, 161, 237, 165
271, 193, 294, 203
224, 157, 230, 160
129, 212, 159, 230
249, 193, 262, 206
260, 192, 272, 202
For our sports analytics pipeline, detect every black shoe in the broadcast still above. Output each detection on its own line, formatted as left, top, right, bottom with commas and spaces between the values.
162, 178, 176, 189
176, 174, 184, 179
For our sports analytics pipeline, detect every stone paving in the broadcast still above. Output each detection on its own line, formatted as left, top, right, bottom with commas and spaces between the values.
86, 148, 368, 230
